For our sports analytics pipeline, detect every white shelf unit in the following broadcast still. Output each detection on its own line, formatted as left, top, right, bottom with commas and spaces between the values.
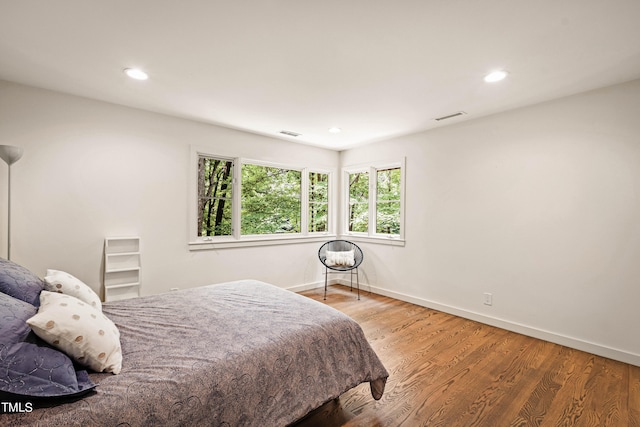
104, 237, 141, 302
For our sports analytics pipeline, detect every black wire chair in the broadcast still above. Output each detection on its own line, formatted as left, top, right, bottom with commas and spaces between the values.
318, 240, 364, 300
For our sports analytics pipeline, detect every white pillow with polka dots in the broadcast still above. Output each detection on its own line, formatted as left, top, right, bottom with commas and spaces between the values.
27, 291, 122, 374
44, 269, 102, 312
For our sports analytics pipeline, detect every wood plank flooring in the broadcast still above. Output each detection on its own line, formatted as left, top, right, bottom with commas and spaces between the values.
293, 285, 640, 427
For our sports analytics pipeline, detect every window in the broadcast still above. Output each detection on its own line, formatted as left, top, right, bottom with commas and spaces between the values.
348, 171, 369, 232
343, 159, 405, 244
197, 156, 233, 237
241, 164, 301, 235
309, 172, 329, 233
190, 146, 335, 249
376, 167, 401, 235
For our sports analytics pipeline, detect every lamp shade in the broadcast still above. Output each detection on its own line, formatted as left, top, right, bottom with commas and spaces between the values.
0, 145, 24, 165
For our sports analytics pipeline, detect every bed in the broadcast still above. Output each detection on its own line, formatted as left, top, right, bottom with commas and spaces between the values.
1, 258, 388, 426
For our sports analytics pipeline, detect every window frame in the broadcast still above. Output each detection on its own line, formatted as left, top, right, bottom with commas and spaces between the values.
197, 155, 235, 238
341, 158, 406, 246
307, 170, 331, 235
375, 166, 403, 235
345, 167, 370, 234
239, 159, 304, 237
189, 146, 336, 250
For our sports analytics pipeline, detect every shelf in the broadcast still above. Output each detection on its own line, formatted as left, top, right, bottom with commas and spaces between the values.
105, 266, 141, 274
104, 237, 141, 302
104, 267, 139, 287
106, 282, 140, 290
105, 237, 140, 254
106, 285, 140, 302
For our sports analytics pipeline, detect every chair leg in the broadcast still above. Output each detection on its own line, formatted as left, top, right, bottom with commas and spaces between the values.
324, 266, 328, 300
356, 268, 360, 300
350, 270, 353, 292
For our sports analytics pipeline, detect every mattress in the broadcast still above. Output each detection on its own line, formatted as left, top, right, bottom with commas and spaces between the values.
3, 279, 388, 426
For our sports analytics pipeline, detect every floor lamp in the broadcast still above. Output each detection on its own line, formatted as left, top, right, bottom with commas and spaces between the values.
0, 145, 24, 260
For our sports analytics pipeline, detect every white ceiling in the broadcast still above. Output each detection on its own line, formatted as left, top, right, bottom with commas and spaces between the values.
1, 1, 640, 150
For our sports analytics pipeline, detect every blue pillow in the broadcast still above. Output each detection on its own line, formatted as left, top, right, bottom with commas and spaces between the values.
0, 341, 96, 399
0, 282, 97, 400
0, 258, 45, 306
0, 292, 36, 347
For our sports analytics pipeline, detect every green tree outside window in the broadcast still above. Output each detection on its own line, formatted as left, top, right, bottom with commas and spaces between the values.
309, 172, 328, 232
198, 156, 233, 236
349, 171, 369, 232
241, 164, 301, 234
376, 168, 401, 234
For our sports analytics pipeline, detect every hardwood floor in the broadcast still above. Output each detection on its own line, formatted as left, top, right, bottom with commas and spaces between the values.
294, 285, 640, 427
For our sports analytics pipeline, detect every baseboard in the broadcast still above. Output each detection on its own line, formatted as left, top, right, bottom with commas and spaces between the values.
287, 279, 353, 294
313, 279, 640, 367
287, 281, 325, 293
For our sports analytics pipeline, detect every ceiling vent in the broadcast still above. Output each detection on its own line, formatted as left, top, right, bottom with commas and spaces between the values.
434, 111, 467, 121
279, 130, 301, 137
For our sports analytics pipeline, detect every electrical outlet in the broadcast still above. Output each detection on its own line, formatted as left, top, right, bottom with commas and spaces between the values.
483, 292, 493, 306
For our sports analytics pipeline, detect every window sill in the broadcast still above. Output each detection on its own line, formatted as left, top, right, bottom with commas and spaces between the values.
339, 234, 406, 247
189, 233, 337, 251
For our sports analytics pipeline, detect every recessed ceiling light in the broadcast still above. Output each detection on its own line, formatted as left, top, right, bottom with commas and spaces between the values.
328, 127, 342, 134
124, 68, 148, 80
484, 70, 508, 83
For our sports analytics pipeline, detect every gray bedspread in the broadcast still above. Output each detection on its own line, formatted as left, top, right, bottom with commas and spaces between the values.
4, 280, 388, 426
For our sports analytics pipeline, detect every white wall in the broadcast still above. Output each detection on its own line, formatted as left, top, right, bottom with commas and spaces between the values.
0, 81, 338, 296
341, 79, 640, 365
2, 78, 639, 366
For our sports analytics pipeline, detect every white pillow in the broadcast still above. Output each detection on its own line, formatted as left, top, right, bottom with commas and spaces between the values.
325, 249, 356, 267
27, 291, 122, 374
44, 269, 102, 312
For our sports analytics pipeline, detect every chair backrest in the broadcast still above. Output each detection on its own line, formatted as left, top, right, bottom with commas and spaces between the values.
318, 240, 364, 271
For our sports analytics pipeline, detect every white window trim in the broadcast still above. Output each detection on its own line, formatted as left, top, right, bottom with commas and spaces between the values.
342, 157, 406, 246
188, 146, 336, 250
306, 168, 334, 236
